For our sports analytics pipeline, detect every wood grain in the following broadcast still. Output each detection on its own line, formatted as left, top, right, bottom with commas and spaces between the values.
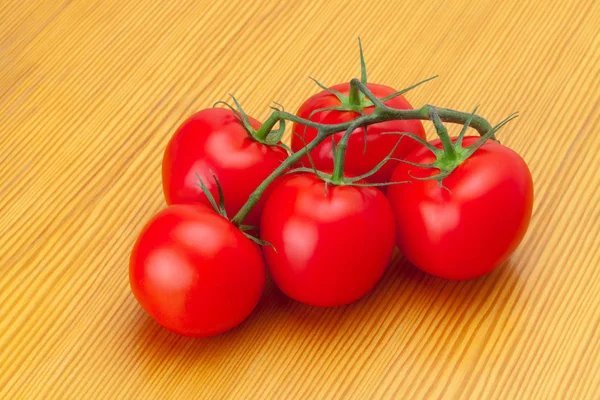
1, 0, 599, 398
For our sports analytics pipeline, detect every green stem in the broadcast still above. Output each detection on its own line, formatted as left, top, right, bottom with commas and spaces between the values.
430, 107, 457, 160
230, 87, 494, 225
254, 113, 278, 141
254, 110, 328, 141
349, 79, 384, 108
255, 104, 491, 141
230, 131, 327, 225
330, 143, 347, 182
347, 81, 362, 107
330, 121, 360, 183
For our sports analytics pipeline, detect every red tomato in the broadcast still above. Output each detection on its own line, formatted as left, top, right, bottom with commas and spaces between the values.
162, 108, 287, 225
260, 173, 396, 307
387, 137, 534, 280
291, 83, 426, 184
129, 204, 265, 336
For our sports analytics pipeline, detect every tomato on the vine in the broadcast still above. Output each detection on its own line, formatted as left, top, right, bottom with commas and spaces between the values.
387, 136, 533, 280
260, 173, 396, 307
291, 83, 426, 184
129, 204, 265, 336
162, 108, 287, 225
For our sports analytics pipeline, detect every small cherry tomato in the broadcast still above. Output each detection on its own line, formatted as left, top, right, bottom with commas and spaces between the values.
129, 204, 265, 336
387, 136, 534, 280
260, 173, 396, 307
162, 108, 287, 225
291, 83, 426, 184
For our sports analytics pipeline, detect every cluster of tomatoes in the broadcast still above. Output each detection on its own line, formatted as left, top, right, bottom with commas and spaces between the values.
129, 58, 533, 337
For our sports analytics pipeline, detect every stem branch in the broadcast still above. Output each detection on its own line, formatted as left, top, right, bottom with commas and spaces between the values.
230, 131, 328, 225
230, 86, 494, 225
348, 82, 362, 106
350, 78, 385, 108
430, 107, 457, 160
331, 119, 362, 183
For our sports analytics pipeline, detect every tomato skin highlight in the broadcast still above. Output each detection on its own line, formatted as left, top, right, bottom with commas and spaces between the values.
129, 204, 265, 337
260, 173, 396, 307
387, 137, 534, 280
291, 83, 426, 184
162, 108, 288, 225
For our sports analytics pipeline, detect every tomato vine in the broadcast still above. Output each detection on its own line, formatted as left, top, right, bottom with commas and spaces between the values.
228, 77, 514, 225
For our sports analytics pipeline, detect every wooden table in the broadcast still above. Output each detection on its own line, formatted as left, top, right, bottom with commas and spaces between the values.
1, 1, 599, 398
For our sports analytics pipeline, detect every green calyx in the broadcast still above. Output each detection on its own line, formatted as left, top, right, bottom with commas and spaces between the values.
385, 106, 519, 186
292, 111, 409, 188
213, 95, 286, 146
217, 39, 509, 227
195, 172, 273, 247
309, 38, 438, 117
286, 167, 408, 188
307, 37, 370, 114
195, 171, 228, 219
287, 38, 446, 189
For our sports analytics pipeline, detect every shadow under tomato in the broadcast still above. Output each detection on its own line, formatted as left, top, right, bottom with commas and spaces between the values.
376, 250, 525, 312
386, 250, 524, 294
128, 276, 297, 368
246, 252, 521, 343
129, 251, 524, 378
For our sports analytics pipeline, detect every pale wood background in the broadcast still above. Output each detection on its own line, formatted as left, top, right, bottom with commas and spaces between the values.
1, 0, 599, 399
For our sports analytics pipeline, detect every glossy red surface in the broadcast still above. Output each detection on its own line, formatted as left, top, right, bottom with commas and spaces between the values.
387, 136, 534, 280
291, 82, 426, 184
162, 108, 287, 225
260, 173, 396, 307
129, 204, 265, 336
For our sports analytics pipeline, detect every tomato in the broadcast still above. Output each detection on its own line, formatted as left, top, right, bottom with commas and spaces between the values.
162, 108, 288, 225
260, 173, 396, 307
291, 83, 426, 184
387, 136, 534, 280
129, 204, 265, 336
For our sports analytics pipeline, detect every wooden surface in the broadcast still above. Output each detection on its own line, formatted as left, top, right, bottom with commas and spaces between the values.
1, 0, 599, 398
